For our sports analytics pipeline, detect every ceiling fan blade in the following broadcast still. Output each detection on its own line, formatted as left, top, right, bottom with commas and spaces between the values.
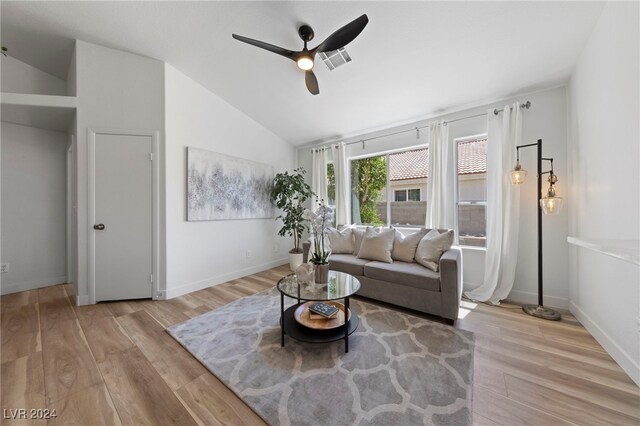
232, 34, 297, 60
305, 70, 320, 95
312, 14, 369, 54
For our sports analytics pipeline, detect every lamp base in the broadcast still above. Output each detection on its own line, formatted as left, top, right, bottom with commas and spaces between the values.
522, 304, 562, 321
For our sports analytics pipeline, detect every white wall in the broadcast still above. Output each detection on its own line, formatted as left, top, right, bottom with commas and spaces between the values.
72, 41, 294, 303
74, 40, 165, 304
66, 43, 76, 97
298, 86, 570, 306
1, 122, 68, 294
568, 2, 640, 385
164, 64, 295, 298
1, 56, 67, 95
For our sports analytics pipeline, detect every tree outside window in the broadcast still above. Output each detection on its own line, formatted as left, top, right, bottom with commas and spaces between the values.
327, 163, 335, 206
351, 156, 387, 225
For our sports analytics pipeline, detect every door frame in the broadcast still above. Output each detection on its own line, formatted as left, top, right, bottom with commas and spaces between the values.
66, 141, 75, 286
88, 128, 160, 304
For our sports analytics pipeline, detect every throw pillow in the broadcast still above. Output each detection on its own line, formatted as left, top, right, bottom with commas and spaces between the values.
352, 227, 367, 255
415, 229, 454, 272
326, 227, 354, 254
357, 227, 395, 263
391, 228, 428, 263
424, 228, 440, 239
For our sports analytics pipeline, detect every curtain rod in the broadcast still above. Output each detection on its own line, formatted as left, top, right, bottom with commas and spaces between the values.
311, 100, 531, 152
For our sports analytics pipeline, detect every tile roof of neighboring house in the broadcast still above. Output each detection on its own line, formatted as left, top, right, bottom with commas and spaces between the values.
389, 149, 429, 181
457, 138, 487, 175
389, 138, 487, 181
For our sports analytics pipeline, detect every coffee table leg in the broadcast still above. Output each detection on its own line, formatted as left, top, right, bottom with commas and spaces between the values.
280, 291, 285, 347
344, 296, 350, 353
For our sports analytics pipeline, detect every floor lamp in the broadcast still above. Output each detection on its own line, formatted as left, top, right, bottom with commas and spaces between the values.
511, 139, 563, 321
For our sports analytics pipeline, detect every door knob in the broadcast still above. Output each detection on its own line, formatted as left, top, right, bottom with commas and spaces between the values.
94, 224, 105, 230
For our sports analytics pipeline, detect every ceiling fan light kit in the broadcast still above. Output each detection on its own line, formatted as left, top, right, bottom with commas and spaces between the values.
232, 14, 369, 95
296, 55, 314, 71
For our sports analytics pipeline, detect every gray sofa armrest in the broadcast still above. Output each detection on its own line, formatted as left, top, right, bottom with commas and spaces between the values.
439, 247, 463, 322
303, 242, 310, 263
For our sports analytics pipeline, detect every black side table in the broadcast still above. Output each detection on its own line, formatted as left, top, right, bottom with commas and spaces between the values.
277, 271, 361, 353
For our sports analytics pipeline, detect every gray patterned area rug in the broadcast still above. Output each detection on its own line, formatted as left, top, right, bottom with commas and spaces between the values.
167, 288, 474, 426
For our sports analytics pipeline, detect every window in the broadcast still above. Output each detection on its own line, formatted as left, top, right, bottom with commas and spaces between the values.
389, 149, 427, 226
351, 155, 387, 225
327, 162, 335, 206
456, 137, 487, 247
394, 188, 421, 202
326, 162, 336, 226
350, 148, 427, 227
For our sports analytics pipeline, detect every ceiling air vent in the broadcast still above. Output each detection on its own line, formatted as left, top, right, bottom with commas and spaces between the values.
318, 48, 352, 71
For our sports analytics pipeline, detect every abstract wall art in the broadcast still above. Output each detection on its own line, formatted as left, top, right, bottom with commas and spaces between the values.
187, 147, 274, 221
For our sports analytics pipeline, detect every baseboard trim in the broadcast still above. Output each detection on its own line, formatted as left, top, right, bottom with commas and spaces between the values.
506, 289, 569, 309
76, 295, 89, 306
570, 301, 640, 386
0, 276, 68, 295
164, 258, 289, 300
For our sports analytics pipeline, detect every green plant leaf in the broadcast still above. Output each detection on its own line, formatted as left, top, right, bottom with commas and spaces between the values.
270, 167, 314, 251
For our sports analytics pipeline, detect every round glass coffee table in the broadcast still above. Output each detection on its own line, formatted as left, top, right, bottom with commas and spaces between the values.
277, 270, 360, 353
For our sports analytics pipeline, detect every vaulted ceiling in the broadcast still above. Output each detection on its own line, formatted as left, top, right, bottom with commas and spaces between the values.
1, 1, 604, 145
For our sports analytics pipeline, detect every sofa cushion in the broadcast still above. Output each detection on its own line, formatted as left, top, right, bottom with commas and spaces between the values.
328, 254, 370, 277
364, 261, 441, 292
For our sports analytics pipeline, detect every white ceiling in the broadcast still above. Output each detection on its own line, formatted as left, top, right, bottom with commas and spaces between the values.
1, 1, 604, 146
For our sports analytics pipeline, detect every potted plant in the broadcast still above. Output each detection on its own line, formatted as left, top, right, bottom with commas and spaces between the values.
304, 202, 334, 283
271, 168, 314, 270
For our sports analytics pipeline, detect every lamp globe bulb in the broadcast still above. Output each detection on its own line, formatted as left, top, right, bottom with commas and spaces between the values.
540, 196, 563, 215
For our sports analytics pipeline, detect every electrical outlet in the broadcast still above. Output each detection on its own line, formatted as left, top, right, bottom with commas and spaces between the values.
246, 250, 252, 259
1, 263, 9, 273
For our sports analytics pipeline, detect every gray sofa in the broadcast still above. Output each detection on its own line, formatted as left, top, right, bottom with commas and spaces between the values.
303, 236, 463, 324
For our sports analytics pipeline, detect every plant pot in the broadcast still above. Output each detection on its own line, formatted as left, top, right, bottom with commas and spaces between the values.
314, 262, 330, 284
289, 251, 304, 271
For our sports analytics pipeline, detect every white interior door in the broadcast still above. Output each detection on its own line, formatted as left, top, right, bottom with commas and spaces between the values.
93, 133, 153, 301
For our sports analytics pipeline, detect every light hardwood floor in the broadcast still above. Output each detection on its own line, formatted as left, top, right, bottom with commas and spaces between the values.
1, 264, 638, 425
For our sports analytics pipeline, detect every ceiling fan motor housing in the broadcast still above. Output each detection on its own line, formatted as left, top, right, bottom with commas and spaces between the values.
298, 25, 314, 42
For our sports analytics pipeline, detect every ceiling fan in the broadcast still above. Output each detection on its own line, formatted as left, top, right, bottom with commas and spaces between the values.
232, 14, 369, 95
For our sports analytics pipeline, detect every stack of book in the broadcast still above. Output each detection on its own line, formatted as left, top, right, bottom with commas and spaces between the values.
308, 302, 340, 320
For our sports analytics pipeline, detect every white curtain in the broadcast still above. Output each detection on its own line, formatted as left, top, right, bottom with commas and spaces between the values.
465, 103, 522, 304
311, 147, 329, 206
426, 120, 455, 229
332, 142, 350, 226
